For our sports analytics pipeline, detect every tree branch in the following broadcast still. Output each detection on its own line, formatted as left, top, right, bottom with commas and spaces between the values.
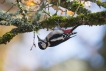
0, 10, 106, 44
96, 1, 106, 8
0, 24, 38, 44
40, 10, 106, 28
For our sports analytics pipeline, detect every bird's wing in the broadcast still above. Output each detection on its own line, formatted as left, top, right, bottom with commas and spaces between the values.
45, 30, 64, 41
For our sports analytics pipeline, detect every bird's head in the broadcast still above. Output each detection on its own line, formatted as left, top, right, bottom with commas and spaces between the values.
37, 35, 47, 50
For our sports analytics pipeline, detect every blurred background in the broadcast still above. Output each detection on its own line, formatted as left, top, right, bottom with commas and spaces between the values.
0, 0, 106, 71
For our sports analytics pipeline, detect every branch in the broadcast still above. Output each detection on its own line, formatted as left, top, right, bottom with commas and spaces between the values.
49, 0, 91, 15
0, 24, 38, 44
48, 0, 106, 14
96, 1, 106, 8
0, 10, 106, 44
40, 10, 106, 28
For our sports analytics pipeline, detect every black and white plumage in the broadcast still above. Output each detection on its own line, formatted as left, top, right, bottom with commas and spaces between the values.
37, 24, 80, 50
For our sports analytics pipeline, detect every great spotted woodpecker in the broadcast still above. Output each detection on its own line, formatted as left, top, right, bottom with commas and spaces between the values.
37, 22, 80, 50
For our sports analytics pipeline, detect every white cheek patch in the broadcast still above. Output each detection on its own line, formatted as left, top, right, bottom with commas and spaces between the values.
50, 36, 64, 42
41, 43, 46, 48
47, 42, 50, 47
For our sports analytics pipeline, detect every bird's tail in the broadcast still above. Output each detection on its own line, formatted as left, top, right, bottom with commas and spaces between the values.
71, 23, 81, 32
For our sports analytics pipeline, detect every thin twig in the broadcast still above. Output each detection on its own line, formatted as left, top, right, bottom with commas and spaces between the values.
6, 4, 16, 13
43, 10, 51, 17
16, 0, 26, 20
48, 2, 50, 14
72, 0, 81, 17
30, 31, 36, 51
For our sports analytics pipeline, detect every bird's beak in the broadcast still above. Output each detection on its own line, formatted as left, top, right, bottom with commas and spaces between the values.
37, 35, 41, 41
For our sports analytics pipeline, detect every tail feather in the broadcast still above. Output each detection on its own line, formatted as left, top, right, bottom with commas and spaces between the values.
71, 24, 80, 32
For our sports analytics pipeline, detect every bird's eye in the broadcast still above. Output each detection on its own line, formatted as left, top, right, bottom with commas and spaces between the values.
39, 42, 42, 45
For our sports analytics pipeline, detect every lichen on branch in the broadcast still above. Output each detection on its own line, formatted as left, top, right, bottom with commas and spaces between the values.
0, 0, 106, 44
0, 10, 106, 44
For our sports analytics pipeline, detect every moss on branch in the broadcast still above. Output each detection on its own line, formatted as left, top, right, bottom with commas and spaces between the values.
0, 10, 106, 44
40, 10, 106, 28
0, 25, 38, 44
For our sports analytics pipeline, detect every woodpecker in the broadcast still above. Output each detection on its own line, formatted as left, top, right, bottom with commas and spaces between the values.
37, 23, 80, 50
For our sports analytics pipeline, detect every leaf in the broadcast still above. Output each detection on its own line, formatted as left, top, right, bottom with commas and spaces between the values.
96, 0, 102, 8
24, 1, 37, 6
67, 10, 74, 15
